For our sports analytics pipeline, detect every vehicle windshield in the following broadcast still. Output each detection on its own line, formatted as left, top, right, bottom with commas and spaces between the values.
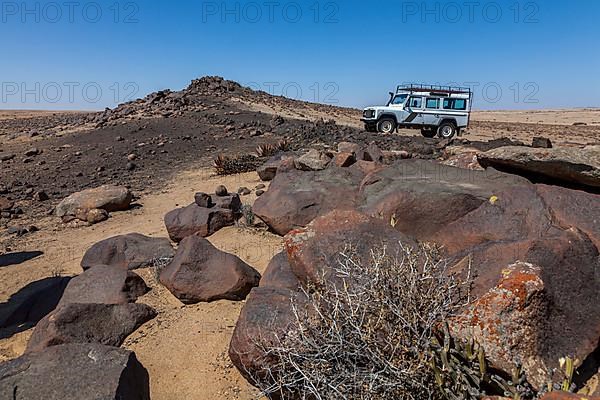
391, 94, 408, 105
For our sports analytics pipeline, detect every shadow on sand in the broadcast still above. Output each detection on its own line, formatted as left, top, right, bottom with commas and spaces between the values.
0, 251, 44, 268
0, 276, 71, 339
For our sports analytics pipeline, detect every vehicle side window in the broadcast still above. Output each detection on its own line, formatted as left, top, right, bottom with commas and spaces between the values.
409, 97, 422, 108
443, 98, 467, 110
426, 98, 439, 109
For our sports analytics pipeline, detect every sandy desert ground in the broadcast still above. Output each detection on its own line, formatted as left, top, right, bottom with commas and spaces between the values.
1, 83, 600, 399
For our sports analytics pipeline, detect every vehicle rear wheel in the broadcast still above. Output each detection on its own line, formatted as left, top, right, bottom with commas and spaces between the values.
377, 118, 396, 134
420, 128, 436, 138
437, 122, 457, 139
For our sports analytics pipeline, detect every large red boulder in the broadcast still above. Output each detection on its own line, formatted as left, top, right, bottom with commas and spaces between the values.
284, 209, 416, 286
229, 286, 307, 385
359, 159, 529, 240
259, 252, 300, 291
159, 235, 260, 304
253, 166, 364, 236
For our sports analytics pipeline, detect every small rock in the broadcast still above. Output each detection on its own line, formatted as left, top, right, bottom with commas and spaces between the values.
532, 137, 552, 148
116, 136, 124, 141
0, 154, 15, 162
215, 185, 228, 197
255, 184, 266, 190
256, 189, 265, 197
238, 187, 251, 196
86, 208, 109, 224
126, 162, 136, 171
127, 154, 137, 161
25, 148, 40, 157
194, 192, 213, 208
0, 197, 14, 211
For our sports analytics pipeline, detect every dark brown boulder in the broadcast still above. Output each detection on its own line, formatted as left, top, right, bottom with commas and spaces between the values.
284, 209, 416, 286
159, 235, 261, 304
477, 145, 600, 189
164, 203, 234, 242
0, 343, 150, 400
359, 159, 530, 241
59, 265, 149, 306
254, 165, 364, 236
229, 286, 307, 385
26, 303, 156, 353
80, 233, 175, 270
259, 252, 300, 291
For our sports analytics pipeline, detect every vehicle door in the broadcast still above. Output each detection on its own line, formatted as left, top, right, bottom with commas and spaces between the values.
404, 96, 424, 125
422, 97, 442, 126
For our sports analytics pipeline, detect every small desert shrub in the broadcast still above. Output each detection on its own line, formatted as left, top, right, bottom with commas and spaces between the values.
251, 244, 534, 400
255, 139, 291, 158
214, 153, 262, 175
240, 204, 255, 226
151, 256, 173, 283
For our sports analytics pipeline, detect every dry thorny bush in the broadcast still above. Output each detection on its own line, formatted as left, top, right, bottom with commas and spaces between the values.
250, 243, 534, 400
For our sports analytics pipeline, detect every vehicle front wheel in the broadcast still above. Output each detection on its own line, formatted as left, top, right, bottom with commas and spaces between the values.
377, 118, 396, 134
420, 128, 436, 138
364, 123, 377, 133
437, 122, 457, 139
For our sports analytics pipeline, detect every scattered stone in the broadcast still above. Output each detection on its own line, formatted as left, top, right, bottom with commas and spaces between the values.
55, 185, 132, 219
26, 303, 157, 353
215, 185, 228, 196
126, 162, 136, 171
0, 196, 14, 211
0, 343, 150, 400
532, 136, 552, 148
0, 153, 15, 162
255, 184, 265, 190
25, 148, 40, 157
34, 191, 49, 201
255, 189, 265, 197
333, 151, 356, 167
81, 233, 175, 270
160, 235, 261, 303
86, 208, 109, 224
238, 187, 251, 196
127, 153, 137, 161
164, 203, 235, 242
256, 153, 294, 181
194, 192, 213, 208
212, 193, 242, 212
294, 149, 332, 171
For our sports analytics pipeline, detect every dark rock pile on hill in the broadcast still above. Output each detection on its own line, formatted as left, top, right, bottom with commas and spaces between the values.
231, 142, 600, 397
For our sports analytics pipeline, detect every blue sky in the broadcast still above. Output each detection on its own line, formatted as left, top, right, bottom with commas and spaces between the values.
1, 0, 599, 110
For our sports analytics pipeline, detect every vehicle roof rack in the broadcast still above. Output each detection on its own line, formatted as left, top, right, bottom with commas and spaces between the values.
397, 83, 472, 96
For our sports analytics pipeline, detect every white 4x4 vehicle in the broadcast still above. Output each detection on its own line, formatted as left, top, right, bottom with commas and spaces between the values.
361, 84, 473, 139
